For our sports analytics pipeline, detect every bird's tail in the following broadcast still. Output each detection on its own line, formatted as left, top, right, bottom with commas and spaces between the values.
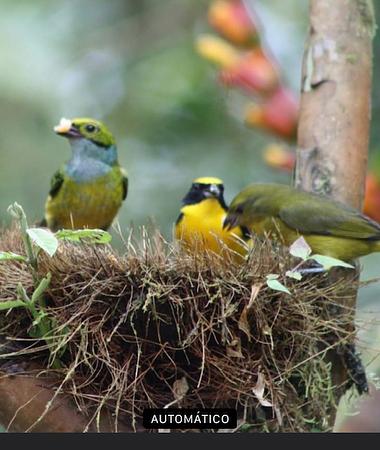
341, 343, 368, 395
373, 240, 380, 254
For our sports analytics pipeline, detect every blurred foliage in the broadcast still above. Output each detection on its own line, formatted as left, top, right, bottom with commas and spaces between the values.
0, 0, 304, 240
0, 0, 380, 388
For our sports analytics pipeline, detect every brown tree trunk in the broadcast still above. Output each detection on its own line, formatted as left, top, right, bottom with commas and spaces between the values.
296, 0, 374, 206
295, 0, 375, 429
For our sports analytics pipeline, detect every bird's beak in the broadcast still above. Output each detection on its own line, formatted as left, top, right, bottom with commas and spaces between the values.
204, 184, 220, 198
223, 213, 239, 230
54, 118, 81, 138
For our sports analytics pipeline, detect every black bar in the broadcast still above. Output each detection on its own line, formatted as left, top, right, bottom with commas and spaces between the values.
143, 408, 237, 430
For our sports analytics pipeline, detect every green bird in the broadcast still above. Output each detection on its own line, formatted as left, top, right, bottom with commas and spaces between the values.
223, 183, 380, 262
42, 117, 128, 231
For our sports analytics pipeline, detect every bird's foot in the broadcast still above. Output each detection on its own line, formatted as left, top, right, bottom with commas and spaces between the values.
298, 264, 326, 275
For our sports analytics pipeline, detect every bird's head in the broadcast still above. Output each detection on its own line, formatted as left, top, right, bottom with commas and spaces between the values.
182, 177, 227, 208
223, 183, 274, 230
223, 186, 262, 231
54, 117, 118, 166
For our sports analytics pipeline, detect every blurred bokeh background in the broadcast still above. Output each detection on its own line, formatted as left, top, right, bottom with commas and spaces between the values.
0, 0, 380, 430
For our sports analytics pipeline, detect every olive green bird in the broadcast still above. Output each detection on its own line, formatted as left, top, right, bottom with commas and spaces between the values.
42, 117, 128, 231
224, 183, 380, 262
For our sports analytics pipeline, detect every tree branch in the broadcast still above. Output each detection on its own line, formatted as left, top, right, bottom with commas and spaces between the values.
295, 0, 375, 428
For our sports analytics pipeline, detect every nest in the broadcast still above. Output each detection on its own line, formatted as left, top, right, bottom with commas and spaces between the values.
0, 226, 359, 432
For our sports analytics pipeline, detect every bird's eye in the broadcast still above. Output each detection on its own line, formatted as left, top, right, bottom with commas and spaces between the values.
236, 205, 244, 214
85, 124, 97, 133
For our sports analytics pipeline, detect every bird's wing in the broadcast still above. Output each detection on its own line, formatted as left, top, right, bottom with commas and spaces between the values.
240, 226, 252, 241
175, 212, 184, 226
121, 169, 128, 201
49, 169, 65, 198
122, 176, 128, 201
279, 200, 380, 240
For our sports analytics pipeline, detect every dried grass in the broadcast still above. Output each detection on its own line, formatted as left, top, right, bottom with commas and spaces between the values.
0, 225, 360, 432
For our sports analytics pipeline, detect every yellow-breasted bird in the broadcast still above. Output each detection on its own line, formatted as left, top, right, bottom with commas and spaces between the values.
224, 183, 380, 262
42, 117, 128, 231
175, 177, 249, 258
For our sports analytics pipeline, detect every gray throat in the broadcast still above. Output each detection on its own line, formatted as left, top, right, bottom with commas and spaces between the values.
66, 139, 116, 183
66, 156, 111, 183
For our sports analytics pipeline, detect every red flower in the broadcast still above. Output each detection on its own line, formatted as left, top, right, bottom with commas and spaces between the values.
220, 48, 279, 95
245, 86, 299, 140
364, 173, 380, 222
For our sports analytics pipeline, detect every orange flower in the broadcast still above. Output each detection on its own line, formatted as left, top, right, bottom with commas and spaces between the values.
245, 86, 299, 140
219, 48, 279, 95
364, 173, 380, 222
208, 0, 259, 47
263, 144, 296, 172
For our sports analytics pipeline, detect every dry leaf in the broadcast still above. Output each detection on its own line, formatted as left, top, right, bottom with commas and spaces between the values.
274, 405, 283, 426
289, 236, 312, 260
173, 376, 189, 400
226, 338, 243, 358
238, 284, 262, 341
238, 307, 252, 341
252, 372, 272, 407
248, 284, 262, 309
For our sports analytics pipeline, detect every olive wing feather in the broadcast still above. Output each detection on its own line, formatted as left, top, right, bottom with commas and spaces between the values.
278, 199, 380, 240
121, 169, 128, 201
122, 176, 128, 201
49, 169, 65, 198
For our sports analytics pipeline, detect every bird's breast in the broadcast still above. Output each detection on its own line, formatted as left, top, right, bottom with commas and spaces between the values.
175, 200, 247, 257
45, 169, 124, 230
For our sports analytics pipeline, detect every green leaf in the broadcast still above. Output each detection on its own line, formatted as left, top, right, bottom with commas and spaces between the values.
285, 270, 303, 280
289, 236, 312, 260
310, 254, 355, 271
32, 311, 48, 327
0, 251, 26, 263
31, 273, 51, 304
266, 274, 279, 280
26, 228, 59, 257
266, 276, 291, 295
0, 299, 27, 311
16, 282, 30, 303
55, 229, 112, 244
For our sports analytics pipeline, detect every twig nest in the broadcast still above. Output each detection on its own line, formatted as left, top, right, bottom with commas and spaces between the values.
0, 227, 358, 432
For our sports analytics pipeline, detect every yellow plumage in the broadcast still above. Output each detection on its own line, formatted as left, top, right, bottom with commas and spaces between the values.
175, 178, 248, 259
45, 167, 125, 230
